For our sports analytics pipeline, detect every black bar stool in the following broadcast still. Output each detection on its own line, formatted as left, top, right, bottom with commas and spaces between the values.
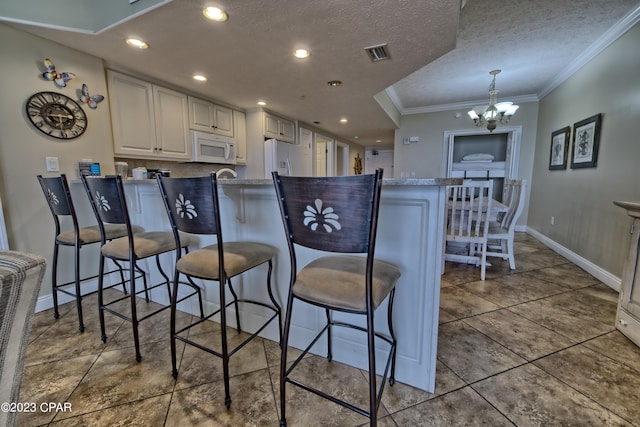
81, 175, 204, 361
157, 174, 281, 408
272, 169, 401, 426
37, 174, 134, 332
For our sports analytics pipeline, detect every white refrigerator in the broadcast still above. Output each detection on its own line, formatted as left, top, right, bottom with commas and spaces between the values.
264, 138, 312, 178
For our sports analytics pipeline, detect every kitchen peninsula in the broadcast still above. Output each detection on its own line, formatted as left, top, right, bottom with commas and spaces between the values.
74, 177, 457, 393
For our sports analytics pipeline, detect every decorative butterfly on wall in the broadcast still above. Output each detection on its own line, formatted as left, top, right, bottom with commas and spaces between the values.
42, 58, 76, 88
79, 83, 104, 109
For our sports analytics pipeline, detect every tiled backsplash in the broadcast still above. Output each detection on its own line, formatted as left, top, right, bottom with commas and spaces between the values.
114, 158, 235, 178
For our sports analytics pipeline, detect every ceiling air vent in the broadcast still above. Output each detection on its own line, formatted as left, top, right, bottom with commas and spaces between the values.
364, 44, 390, 62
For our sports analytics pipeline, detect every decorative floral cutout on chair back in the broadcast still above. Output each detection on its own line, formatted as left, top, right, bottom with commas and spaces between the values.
46, 188, 59, 206
303, 199, 341, 233
175, 194, 197, 219
94, 191, 111, 212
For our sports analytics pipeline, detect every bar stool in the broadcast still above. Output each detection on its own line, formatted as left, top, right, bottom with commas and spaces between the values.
272, 169, 401, 426
37, 174, 134, 332
157, 174, 281, 409
81, 175, 204, 362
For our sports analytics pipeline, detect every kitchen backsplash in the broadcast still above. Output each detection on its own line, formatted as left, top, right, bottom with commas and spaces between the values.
114, 158, 235, 178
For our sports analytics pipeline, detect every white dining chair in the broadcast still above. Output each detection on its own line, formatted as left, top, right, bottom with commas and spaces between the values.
445, 180, 493, 280
486, 179, 527, 269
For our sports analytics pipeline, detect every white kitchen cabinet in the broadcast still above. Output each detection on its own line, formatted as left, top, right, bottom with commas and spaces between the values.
614, 201, 640, 348
264, 111, 296, 143
107, 70, 191, 161
233, 110, 247, 164
188, 96, 233, 137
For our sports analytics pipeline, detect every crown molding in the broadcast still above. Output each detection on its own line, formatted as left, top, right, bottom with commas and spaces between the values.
539, 4, 640, 98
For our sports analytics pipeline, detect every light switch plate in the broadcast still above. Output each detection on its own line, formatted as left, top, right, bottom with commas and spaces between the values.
45, 156, 59, 172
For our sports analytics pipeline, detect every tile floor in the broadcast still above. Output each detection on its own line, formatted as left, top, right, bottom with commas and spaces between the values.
18, 233, 640, 426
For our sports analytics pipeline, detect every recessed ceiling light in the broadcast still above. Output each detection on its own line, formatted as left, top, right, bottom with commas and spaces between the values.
193, 74, 208, 82
294, 49, 310, 59
203, 7, 228, 22
340, 118, 348, 123
327, 80, 342, 87
126, 38, 149, 49
257, 100, 267, 106
376, 139, 382, 143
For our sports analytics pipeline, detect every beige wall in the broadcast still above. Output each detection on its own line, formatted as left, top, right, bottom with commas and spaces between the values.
528, 22, 640, 278
0, 24, 115, 296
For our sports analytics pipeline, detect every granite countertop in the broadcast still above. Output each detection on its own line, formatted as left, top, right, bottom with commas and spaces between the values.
124, 177, 461, 186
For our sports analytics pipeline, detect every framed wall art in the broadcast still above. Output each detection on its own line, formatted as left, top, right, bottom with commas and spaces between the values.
549, 126, 571, 170
570, 113, 602, 169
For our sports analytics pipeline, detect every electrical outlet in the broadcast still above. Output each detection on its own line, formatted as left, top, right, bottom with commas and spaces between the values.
550, 215, 555, 225
45, 156, 59, 172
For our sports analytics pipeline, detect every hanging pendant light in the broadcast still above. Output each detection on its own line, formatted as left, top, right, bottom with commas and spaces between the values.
468, 70, 519, 132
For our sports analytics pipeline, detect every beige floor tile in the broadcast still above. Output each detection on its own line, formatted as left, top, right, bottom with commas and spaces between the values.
509, 286, 617, 342
166, 369, 278, 426
382, 360, 465, 413
475, 363, 633, 426
437, 321, 526, 383
49, 394, 172, 426
458, 271, 568, 307
16, 354, 98, 426
57, 341, 177, 419
173, 328, 268, 391
584, 331, 640, 372
534, 345, 640, 423
439, 286, 501, 319
463, 309, 576, 360
274, 355, 389, 426
391, 386, 513, 426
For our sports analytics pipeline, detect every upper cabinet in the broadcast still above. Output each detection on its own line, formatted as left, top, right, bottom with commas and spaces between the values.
264, 111, 296, 143
107, 70, 190, 161
188, 96, 233, 137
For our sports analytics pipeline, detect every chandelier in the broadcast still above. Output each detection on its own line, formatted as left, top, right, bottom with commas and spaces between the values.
467, 70, 519, 132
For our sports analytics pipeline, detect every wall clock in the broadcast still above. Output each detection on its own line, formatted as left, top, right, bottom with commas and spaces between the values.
25, 91, 87, 140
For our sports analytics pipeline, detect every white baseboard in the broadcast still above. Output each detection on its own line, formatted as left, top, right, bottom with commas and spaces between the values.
35, 277, 100, 313
526, 227, 621, 292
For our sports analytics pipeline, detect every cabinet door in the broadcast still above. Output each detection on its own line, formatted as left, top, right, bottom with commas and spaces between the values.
212, 105, 234, 137
153, 86, 191, 160
617, 217, 640, 346
188, 96, 214, 132
108, 71, 156, 157
279, 119, 296, 142
264, 113, 280, 139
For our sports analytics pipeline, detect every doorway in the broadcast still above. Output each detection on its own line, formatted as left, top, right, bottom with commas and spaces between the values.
314, 133, 335, 176
336, 141, 350, 176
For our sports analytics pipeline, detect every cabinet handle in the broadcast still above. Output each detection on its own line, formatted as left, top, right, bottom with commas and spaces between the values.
158, 148, 162, 151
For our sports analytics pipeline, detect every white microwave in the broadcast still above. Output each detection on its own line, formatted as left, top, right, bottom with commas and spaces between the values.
191, 131, 236, 164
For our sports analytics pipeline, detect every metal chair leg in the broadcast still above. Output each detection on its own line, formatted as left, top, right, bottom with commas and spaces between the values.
219, 277, 231, 408
51, 242, 60, 320
74, 242, 85, 332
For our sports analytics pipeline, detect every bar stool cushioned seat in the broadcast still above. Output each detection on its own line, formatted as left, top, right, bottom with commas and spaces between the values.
294, 256, 400, 311
176, 242, 276, 279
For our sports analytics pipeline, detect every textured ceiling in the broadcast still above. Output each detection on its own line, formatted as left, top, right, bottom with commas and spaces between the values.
390, 0, 640, 112
3, 0, 639, 146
